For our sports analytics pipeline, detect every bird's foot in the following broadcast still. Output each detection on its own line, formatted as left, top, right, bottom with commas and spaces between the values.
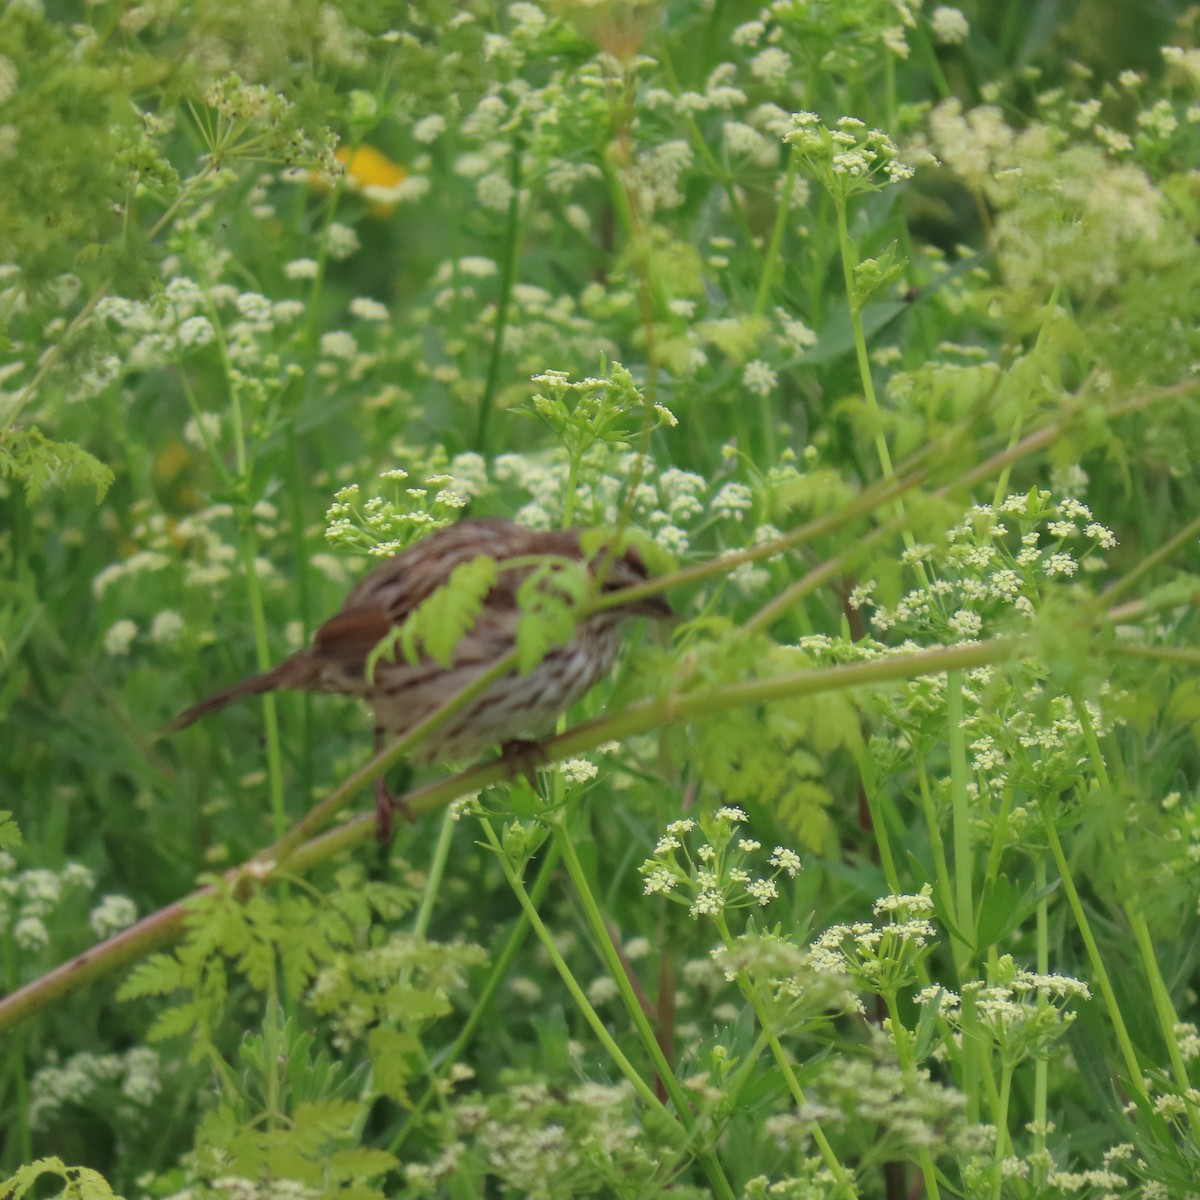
499, 738, 548, 788
374, 775, 414, 844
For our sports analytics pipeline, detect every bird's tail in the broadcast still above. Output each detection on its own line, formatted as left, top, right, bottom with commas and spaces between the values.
164, 655, 317, 733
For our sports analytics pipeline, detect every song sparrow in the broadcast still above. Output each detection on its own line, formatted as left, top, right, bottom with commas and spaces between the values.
169, 518, 671, 840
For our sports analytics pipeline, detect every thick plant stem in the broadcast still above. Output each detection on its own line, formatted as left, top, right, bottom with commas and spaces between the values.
0, 635, 1023, 1035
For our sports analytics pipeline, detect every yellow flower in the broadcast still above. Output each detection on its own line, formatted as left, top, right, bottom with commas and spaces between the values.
317, 145, 408, 217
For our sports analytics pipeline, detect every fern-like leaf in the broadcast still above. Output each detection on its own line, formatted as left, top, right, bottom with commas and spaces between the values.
0, 1158, 123, 1200
368, 553, 498, 677
0, 427, 114, 502
515, 558, 589, 673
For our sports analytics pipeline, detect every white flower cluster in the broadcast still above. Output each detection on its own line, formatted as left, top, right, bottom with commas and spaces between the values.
640, 809, 802, 920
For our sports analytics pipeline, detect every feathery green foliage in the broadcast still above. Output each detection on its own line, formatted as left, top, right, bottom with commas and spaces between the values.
3, 0, 1200, 1197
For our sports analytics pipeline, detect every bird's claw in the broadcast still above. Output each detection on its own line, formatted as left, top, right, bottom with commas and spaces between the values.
374, 775, 414, 844
500, 738, 548, 788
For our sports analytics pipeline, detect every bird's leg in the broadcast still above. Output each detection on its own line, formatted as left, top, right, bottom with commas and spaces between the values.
373, 726, 414, 844
499, 738, 549, 789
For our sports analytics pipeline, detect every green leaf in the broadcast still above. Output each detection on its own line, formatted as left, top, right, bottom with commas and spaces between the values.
145, 1001, 202, 1043
515, 558, 589, 673
0, 1159, 123, 1200
0, 427, 114, 502
0, 811, 22, 853
325, 1147, 398, 1184
366, 1026, 418, 1103
851, 241, 908, 311
384, 553, 497, 669
116, 952, 184, 1000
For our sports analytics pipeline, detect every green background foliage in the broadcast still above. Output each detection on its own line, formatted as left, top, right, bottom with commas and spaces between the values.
2, 1, 1200, 1197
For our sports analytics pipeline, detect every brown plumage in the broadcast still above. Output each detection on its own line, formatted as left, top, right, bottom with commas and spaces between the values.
169, 518, 671, 839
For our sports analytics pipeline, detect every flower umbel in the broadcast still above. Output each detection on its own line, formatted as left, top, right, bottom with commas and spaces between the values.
639, 809, 801, 919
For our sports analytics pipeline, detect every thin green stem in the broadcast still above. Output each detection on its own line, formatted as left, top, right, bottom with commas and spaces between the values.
1038, 797, 1145, 1100
718, 913, 858, 1199
390, 840, 561, 1155
480, 819, 742, 1198
755, 149, 800, 316
479, 820, 663, 1106
1071, 696, 1200, 1136
882, 988, 940, 1199
263, 961, 282, 1125
555, 821, 744, 1197
8, 1024, 31, 1163
916, 758, 957, 936
980, 785, 1014, 890
1032, 855, 1050, 1193
832, 195, 896, 485
237, 533, 288, 839
959, 984, 982, 1126
411, 810, 458, 940
1126, 913, 1200, 1142
861, 764, 901, 895
475, 127, 525, 452
200, 294, 288, 838
946, 672, 974, 976
990, 1065, 1013, 1200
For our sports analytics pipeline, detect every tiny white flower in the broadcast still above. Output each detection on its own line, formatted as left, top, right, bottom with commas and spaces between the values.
769, 847, 803, 877
182, 412, 223, 451
325, 223, 360, 260
150, 610, 185, 645
712, 482, 754, 518
458, 256, 498, 278
104, 620, 138, 657
285, 258, 320, 281
90, 895, 138, 939
235, 292, 272, 322
320, 330, 358, 360
1044, 553, 1078, 577
13, 916, 48, 951
349, 296, 389, 322
742, 359, 778, 397
715, 806, 748, 824
559, 757, 599, 784
1085, 523, 1117, 548
751, 47, 791, 84
689, 889, 725, 917
643, 866, 676, 896
412, 113, 447, 143
930, 7, 969, 45
177, 316, 214, 347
